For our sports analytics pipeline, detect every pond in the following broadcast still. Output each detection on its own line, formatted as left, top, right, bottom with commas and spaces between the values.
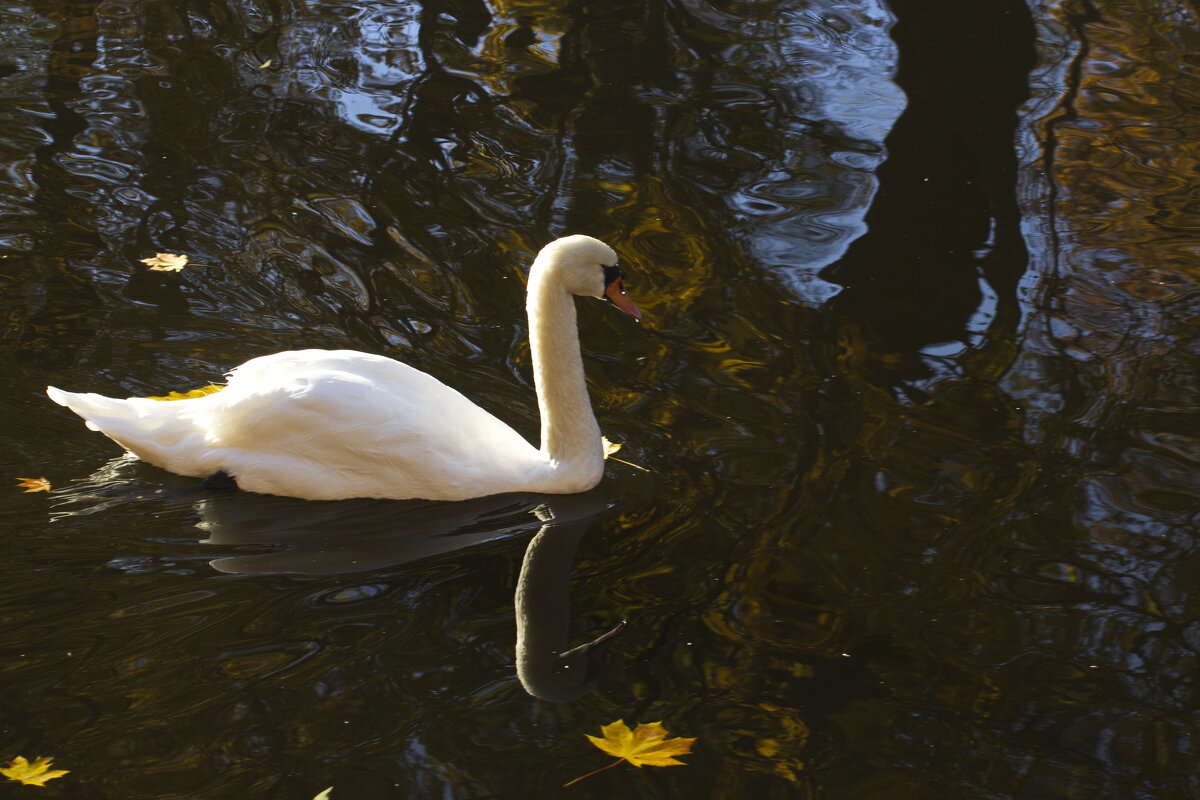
2, 0, 1198, 797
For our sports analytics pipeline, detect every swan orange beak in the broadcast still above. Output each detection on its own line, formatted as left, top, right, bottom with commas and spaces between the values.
604, 279, 641, 320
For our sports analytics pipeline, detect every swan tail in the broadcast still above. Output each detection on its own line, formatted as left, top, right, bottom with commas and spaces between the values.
46, 386, 212, 476
48, 387, 136, 431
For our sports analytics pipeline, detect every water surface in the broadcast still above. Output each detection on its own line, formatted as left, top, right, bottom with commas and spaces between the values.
2, 0, 1198, 797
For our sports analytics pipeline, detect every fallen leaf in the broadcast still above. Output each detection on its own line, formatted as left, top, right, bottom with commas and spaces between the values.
313, 788, 332, 800
588, 720, 695, 767
147, 384, 224, 402
600, 437, 649, 472
2, 756, 69, 787
259, 59, 272, 69
15, 477, 51, 493
565, 720, 695, 786
140, 252, 189, 271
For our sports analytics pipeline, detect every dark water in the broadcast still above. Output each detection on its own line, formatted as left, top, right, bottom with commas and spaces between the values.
2, 0, 1198, 797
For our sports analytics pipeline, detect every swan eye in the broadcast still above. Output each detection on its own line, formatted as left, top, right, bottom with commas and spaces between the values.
601, 262, 640, 319
602, 264, 623, 288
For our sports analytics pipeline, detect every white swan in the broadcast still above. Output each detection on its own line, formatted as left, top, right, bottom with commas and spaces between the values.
46, 235, 640, 501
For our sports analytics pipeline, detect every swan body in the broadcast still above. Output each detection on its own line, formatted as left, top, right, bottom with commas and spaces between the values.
47, 235, 640, 501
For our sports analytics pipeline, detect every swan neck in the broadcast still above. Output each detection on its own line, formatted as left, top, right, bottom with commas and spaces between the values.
527, 266, 601, 472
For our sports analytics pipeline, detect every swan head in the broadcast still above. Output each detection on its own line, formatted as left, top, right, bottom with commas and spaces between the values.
536, 235, 641, 320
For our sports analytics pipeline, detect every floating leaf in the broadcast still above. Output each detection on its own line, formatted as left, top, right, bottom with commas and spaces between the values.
147, 384, 224, 402
313, 788, 332, 800
600, 437, 649, 472
15, 477, 51, 493
565, 720, 695, 786
2, 756, 69, 787
588, 720, 695, 767
140, 252, 189, 271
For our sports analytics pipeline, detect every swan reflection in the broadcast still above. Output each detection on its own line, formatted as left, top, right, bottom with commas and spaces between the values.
51, 455, 627, 702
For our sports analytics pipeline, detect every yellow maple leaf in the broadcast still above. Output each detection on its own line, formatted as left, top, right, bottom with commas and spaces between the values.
565, 720, 695, 786
588, 720, 695, 767
140, 252, 189, 271
15, 477, 51, 493
146, 384, 224, 401
1, 756, 69, 787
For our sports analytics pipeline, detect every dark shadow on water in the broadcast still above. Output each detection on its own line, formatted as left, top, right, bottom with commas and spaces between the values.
821, 0, 1036, 366
196, 485, 614, 575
